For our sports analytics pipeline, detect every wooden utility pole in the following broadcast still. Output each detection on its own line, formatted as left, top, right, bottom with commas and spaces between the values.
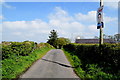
100, 0, 103, 45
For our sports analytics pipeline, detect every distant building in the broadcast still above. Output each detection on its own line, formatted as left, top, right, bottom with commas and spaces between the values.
75, 39, 116, 44
76, 36, 80, 39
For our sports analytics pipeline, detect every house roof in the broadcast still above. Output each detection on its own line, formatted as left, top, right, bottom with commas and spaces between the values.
75, 39, 116, 44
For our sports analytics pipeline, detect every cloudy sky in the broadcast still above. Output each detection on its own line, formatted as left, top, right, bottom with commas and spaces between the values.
1, 1, 119, 42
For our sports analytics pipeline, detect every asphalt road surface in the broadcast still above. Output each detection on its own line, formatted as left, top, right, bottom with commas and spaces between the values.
20, 49, 79, 78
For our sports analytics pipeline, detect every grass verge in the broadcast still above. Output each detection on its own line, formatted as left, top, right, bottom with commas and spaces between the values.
63, 49, 82, 78
2, 47, 53, 79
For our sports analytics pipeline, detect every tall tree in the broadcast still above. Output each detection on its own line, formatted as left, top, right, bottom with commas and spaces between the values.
47, 30, 58, 47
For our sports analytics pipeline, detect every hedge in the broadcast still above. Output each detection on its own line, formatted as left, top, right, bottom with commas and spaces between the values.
1, 41, 53, 79
63, 43, 120, 79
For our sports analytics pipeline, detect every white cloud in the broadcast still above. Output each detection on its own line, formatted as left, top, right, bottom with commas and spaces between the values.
12, 32, 21, 36
0, 24, 2, 33
0, 0, 4, 3
104, 16, 117, 23
75, 11, 97, 23
0, 0, 15, 9
2, 7, 117, 42
49, 7, 73, 23
54, 7, 68, 16
49, 20, 61, 27
75, 10, 117, 24
70, 21, 85, 31
88, 25, 98, 32
48, 7, 84, 32
0, 15, 4, 20
3, 19, 49, 30
3, 21, 28, 29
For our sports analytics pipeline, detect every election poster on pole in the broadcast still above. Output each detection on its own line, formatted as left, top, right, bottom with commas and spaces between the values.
97, 6, 104, 29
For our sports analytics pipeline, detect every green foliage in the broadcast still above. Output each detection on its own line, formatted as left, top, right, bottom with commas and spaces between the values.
47, 30, 71, 48
2, 42, 53, 79
63, 43, 120, 80
102, 33, 120, 42
47, 30, 58, 46
2, 41, 53, 60
114, 34, 120, 42
54, 38, 71, 49
36, 43, 53, 49
2, 41, 36, 59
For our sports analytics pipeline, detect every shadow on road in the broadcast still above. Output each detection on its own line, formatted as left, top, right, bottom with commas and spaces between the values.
42, 58, 79, 68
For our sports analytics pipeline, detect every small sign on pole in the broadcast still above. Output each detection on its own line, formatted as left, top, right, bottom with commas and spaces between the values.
97, 6, 104, 29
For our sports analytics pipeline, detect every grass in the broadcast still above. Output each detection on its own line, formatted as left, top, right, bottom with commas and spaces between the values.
63, 49, 82, 78
63, 49, 74, 67
2, 47, 53, 79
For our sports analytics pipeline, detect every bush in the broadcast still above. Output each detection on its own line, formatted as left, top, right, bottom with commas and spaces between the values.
2, 41, 53, 60
2, 41, 36, 59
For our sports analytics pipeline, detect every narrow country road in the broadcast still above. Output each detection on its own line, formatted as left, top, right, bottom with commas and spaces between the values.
20, 49, 79, 78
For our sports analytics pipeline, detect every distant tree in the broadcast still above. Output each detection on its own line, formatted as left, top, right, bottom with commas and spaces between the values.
94, 36, 99, 39
108, 35, 114, 40
114, 34, 120, 42
96, 33, 120, 42
103, 34, 115, 40
64, 38, 71, 44
54, 38, 71, 49
103, 34, 107, 39
47, 30, 58, 47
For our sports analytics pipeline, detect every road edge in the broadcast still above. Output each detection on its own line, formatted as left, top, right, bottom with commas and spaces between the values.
62, 49, 80, 78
